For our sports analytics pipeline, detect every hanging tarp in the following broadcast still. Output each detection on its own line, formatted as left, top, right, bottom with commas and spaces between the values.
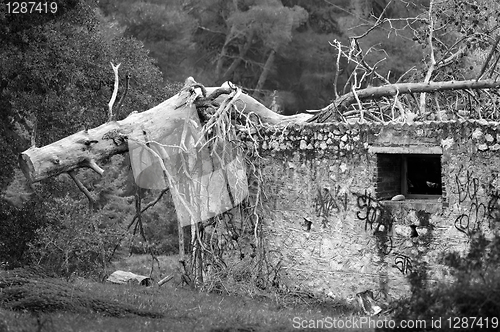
128, 103, 248, 226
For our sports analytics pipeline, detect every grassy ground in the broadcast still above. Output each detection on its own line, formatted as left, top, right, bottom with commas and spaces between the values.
0, 255, 377, 332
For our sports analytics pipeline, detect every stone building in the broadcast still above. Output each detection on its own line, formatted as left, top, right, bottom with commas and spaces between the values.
245, 120, 500, 300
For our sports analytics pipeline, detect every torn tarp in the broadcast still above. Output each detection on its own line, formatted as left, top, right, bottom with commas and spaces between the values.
128, 103, 248, 227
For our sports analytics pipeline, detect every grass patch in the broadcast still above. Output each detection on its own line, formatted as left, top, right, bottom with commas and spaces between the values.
0, 268, 163, 318
0, 256, 368, 332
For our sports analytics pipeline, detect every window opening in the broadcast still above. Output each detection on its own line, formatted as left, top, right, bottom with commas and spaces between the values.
376, 153, 442, 200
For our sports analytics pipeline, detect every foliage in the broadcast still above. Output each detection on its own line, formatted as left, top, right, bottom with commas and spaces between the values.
26, 194, 126, 279
0, 200, 49, 269
22, 153, 181, 278
187, 0, 310, 98
0, 0, 181, 273
388, 232, 500, 331
128, 191, 180, 256
0, 2, 166, 146
99, 0, 197, 82
227, 2, 308, 53
139, 201, 179, 255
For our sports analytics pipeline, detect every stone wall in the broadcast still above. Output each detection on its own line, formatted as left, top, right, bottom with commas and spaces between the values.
240, 120, 500, 300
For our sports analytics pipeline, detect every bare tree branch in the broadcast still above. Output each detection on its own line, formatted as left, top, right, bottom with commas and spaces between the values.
308, 78, 500, 123
114, 73, 131, 121
68, 170, 96, 208
108, 62, 121, 122
419, 0, 435, 114
333, 40, 342, 99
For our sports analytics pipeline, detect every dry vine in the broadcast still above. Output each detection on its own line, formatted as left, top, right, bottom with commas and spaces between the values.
166, 79, 285, 295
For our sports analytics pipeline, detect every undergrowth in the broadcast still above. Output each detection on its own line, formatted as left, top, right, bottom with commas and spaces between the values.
386, 231, 500, 331
26, 194, 126, 281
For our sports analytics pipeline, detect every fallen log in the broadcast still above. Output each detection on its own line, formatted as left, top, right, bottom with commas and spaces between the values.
19, 81, 312, 185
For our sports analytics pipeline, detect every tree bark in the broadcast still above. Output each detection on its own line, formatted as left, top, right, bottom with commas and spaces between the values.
19, 84, 312, 184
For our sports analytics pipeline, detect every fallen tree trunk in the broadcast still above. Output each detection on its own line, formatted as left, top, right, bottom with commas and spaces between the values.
19, 83, 312, 184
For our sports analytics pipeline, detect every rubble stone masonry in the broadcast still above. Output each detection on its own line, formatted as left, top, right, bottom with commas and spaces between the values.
240, 120, 500, 300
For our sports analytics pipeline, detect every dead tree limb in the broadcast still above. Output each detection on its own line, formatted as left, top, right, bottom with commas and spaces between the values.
308, 78, 500, 123
419, 0, 436, 115
114, 73, 131, 121
108, 62, 121, 122
68, 170, 97, 208
126, 188, 169, 230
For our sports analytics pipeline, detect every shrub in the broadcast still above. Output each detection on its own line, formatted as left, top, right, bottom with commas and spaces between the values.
0, 200, 49, 268
26, 195, 126, 280
388, 231, 500, 331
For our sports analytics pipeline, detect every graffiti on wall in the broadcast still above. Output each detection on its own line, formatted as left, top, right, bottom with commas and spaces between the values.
394, 253, 413, 275
456, 166, 480, 204
353, 191, 426, 276
454, 166, 500, 236
354, 190, 393, 234
354, 190, 394, 255
314, 187, 348, 228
